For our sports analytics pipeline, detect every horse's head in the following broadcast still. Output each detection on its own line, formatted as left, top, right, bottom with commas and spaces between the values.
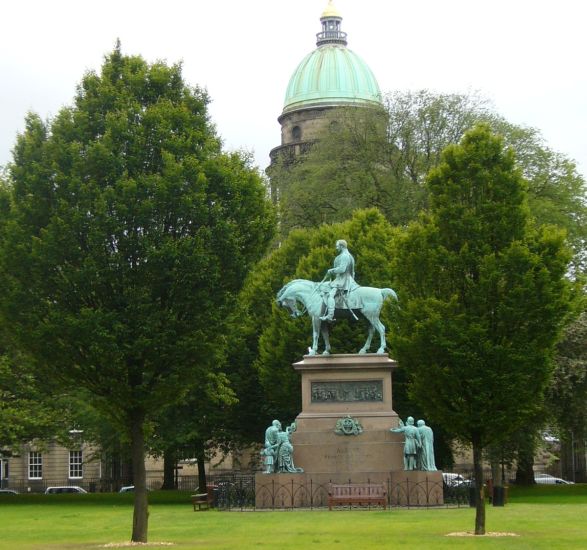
276, 279, 312, 319
277, 295, 304, 319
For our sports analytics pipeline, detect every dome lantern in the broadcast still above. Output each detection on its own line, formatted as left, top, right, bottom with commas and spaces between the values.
317, 0, 347, 47
269, 1, 382, 175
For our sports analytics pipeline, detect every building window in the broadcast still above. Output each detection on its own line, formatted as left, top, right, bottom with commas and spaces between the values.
291, 126, 302, 141
69, 450, 83, 479
28, 451, 42, 480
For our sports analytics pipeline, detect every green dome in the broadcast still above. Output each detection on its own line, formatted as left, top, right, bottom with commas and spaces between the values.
283, 44, 382, 114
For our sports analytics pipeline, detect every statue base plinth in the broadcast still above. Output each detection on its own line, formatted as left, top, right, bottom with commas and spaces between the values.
291, 353, 403, 474
255, 354, 443, 508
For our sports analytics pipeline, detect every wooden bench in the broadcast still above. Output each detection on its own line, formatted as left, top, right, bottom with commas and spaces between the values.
191, 484, 216, 511
328, 483, 387, 510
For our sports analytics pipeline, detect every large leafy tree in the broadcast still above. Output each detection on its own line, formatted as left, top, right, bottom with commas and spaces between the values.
391, 125, 573, 534
388, 91, 586, 274
272, 107, 415, 233
151, 370, 237, 491
0, 46, 274, 542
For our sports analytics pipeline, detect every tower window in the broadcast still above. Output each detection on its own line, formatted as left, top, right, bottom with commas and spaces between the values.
329, 120, 340, 133
291, 126, 302, 141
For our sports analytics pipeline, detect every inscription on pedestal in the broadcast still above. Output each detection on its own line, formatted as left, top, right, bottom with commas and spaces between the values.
311, 380, 383, 402
323, 448, 375, 462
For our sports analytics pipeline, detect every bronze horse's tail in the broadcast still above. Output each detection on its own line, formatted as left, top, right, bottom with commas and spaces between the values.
381, 288, 398, 302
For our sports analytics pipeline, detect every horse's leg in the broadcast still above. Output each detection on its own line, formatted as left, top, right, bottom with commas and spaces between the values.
359, 308, 376, 354
375, 317, 386, 354
310, 316, 321, 355
321, 323, 331, 356
359, 323, 374, 354
363, 299, 387, 354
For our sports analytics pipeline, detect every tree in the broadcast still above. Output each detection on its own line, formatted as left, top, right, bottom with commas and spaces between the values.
388, 92, 586, 274
272, 106, 416, 234
488, 119, 587, 276
0, 46, 274, 542
151, 370, 237, 492
391, 125, 573, 534
385, 90, 493, 187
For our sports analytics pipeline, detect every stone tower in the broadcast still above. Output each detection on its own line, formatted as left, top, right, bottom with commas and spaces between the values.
268, 1, 383, 192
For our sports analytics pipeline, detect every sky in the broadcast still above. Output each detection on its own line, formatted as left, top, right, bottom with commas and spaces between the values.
1, 0, 586, 177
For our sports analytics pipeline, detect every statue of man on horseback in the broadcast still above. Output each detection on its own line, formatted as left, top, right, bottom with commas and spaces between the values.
320, 239, 358, 321
276, 239, 398, 355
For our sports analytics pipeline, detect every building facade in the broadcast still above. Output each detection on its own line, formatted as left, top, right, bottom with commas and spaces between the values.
3, 440, 102, 493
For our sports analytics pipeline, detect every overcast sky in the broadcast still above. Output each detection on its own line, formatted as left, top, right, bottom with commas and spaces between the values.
1, 0, 586, 177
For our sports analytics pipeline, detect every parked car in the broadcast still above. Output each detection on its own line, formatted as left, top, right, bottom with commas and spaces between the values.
45, 486, 88, 494
119, 486, 151, 493
542, 432, 560, 444
442, 473, 474, 487
0, 489, 18, 495
534, 473, 574, 485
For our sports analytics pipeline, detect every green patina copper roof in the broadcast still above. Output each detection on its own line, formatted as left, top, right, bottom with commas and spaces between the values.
283, 45, 382, 114
282, 3, 381, 115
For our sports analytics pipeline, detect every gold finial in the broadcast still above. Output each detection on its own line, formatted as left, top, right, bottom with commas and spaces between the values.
321, 0, 341, 19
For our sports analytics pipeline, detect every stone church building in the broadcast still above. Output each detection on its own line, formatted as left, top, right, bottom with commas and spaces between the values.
268, 0, 383, 198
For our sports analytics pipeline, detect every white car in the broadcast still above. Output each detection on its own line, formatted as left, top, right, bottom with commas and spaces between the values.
45, 486, 88, 494
534, 473, 574, 485
119, 486, 150, 493
442, 473, 473, 487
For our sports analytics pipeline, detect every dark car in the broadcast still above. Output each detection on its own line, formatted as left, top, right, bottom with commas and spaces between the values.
45, 486, 87, 494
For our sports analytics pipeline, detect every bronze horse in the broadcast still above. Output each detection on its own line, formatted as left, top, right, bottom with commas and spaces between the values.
277, 279, 397, 355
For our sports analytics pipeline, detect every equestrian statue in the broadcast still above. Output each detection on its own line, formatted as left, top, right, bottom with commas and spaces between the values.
276, 240, 398, 356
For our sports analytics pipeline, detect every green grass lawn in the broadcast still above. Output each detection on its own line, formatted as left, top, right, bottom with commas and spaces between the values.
1, 485, 586, 549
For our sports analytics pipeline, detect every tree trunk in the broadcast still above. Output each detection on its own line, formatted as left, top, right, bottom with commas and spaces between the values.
515, 444, 535, 485
561, 432, 587, 483
490, 459, 503, 487
108, 452, 121, 493
197, 449, 207, 492
574, 437, 586, 483
490, 457, 505, 507
130, 410, 149, 543
560, 435, 574, 481
162, 449, 177, 490
472, 439, 485, 535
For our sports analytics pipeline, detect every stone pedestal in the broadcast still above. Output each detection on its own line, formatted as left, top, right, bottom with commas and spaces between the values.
291, 354, 403, 474
254, 353, 443, 508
